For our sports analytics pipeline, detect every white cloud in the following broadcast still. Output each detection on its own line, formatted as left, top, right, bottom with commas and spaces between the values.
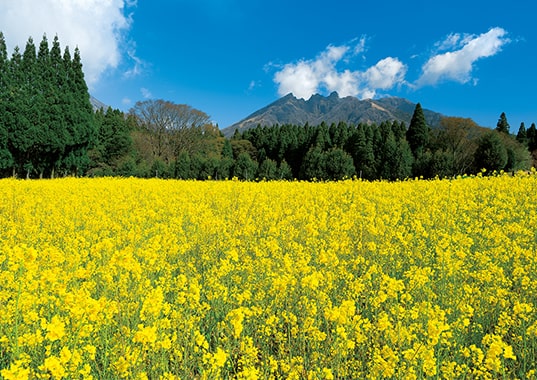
140, 87, 153, 99
417, 27, 510, 87
363, 57, 407, 91
273, 40, 407, 100
274, 60, 321, 99
0, 0, 137, 87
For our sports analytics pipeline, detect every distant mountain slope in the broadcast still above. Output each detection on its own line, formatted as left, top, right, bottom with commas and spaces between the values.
222, 92, 443, 137
90, 96, 108, 112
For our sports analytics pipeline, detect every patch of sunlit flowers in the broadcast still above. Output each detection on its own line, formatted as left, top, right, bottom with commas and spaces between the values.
1, 170, 537, 379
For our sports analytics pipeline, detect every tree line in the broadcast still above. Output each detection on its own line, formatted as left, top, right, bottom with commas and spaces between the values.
91, 102, 533, 181
233, 105, 533, 181
1, 33, 535, 180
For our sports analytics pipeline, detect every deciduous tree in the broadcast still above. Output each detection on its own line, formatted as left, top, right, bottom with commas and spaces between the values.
130, 99, 212, 170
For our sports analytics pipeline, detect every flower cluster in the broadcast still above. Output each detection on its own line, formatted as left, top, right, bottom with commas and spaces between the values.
1, 172, 537, 378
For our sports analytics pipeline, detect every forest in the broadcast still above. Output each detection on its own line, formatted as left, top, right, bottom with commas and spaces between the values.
1, 33, 536, 180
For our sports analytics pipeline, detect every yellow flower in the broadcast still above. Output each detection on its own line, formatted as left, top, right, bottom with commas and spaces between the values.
1, 361, 31, 380
40, 356, 66, 379
212, 347, 228, 368
322, 367, 335, 380
45, 315, 66, 342
133, 324, 158, 345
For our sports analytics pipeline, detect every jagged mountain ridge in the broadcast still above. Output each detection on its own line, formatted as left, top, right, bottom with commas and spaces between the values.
222, 92, 443, 137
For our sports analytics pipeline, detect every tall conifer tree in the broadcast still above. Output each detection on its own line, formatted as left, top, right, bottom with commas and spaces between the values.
0, 32, 13, 172
516, 122, 527, 145
406, 103, 429, 157
496, 112, 510, 134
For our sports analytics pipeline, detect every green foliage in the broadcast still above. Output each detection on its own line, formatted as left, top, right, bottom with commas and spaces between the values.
527, 123, 537, 152
406, 103, 429, 157
237, 112, 532, 182
300, 146, 326, 180
516, 122, 527, 145
233, 152, 258, 180
324, 148, 355, 180
0, 33, 96, 178
88, 107, 134, 176
277, 160, 293, 180
258, 158, 278, 180
495, 112, 510, 134
348, 124, 376, 179
432, 117, 480, 176
474, 131, 508, 172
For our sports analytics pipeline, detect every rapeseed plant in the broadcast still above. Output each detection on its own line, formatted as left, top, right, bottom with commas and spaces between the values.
0, 172, 536, 378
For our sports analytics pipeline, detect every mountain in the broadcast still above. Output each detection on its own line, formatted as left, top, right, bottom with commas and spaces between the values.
222, 92, 443, 137
90, 96, 109, 112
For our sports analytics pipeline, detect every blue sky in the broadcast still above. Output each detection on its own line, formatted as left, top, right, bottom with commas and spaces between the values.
1, 0, 535, 130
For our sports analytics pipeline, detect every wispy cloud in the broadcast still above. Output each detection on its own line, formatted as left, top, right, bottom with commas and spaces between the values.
273, 38, 406, 100
123, 40, 148, 79
0, 0, 138, 87
416, 27, 510, 87
141, 87, 153, 99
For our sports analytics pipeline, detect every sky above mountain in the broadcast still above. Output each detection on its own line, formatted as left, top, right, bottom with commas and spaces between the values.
0, 0, 535, 129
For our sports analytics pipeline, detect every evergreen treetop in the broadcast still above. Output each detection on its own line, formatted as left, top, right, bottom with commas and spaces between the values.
406, 103, 429, 157
496, 112, 510, 134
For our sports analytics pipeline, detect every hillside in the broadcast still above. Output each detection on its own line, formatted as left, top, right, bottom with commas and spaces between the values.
222, 92, 443, 137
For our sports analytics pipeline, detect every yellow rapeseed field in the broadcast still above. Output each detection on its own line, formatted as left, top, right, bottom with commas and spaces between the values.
1, 173, 537, 379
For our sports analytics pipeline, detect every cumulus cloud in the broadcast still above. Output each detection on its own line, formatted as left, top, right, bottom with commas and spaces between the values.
416, 27, 510, 87
273, 40, 407, 100
0, 0, 137, 87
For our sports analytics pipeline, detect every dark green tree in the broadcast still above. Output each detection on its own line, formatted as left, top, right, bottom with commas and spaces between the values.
406, 103, 429, 157
349, 124, 376, 179
324, 148, 355, 180
277, 160, 293, 180
516, 122, 527, 145
13, 39, 40, 178
329, 121, 349, 148
314, 122, 332, 150
429, 150, 455, 178
258, 158, 278, 180
216, 139, 234, 179
499, 133, 531, 172
527, 123, 537, 152
222, 139, 233, 160
174, 150, 192, 179
233, 152, 258, 180
0, 32, 13, 174
89, 107, 133, 175
300, 146, 326, 180
392, 121, 406, 141
474, 131, 507, 172
375, 122, 412, 180
495, 112, 510, 134
198, 155, 220, 180
38, 35, 67, 177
